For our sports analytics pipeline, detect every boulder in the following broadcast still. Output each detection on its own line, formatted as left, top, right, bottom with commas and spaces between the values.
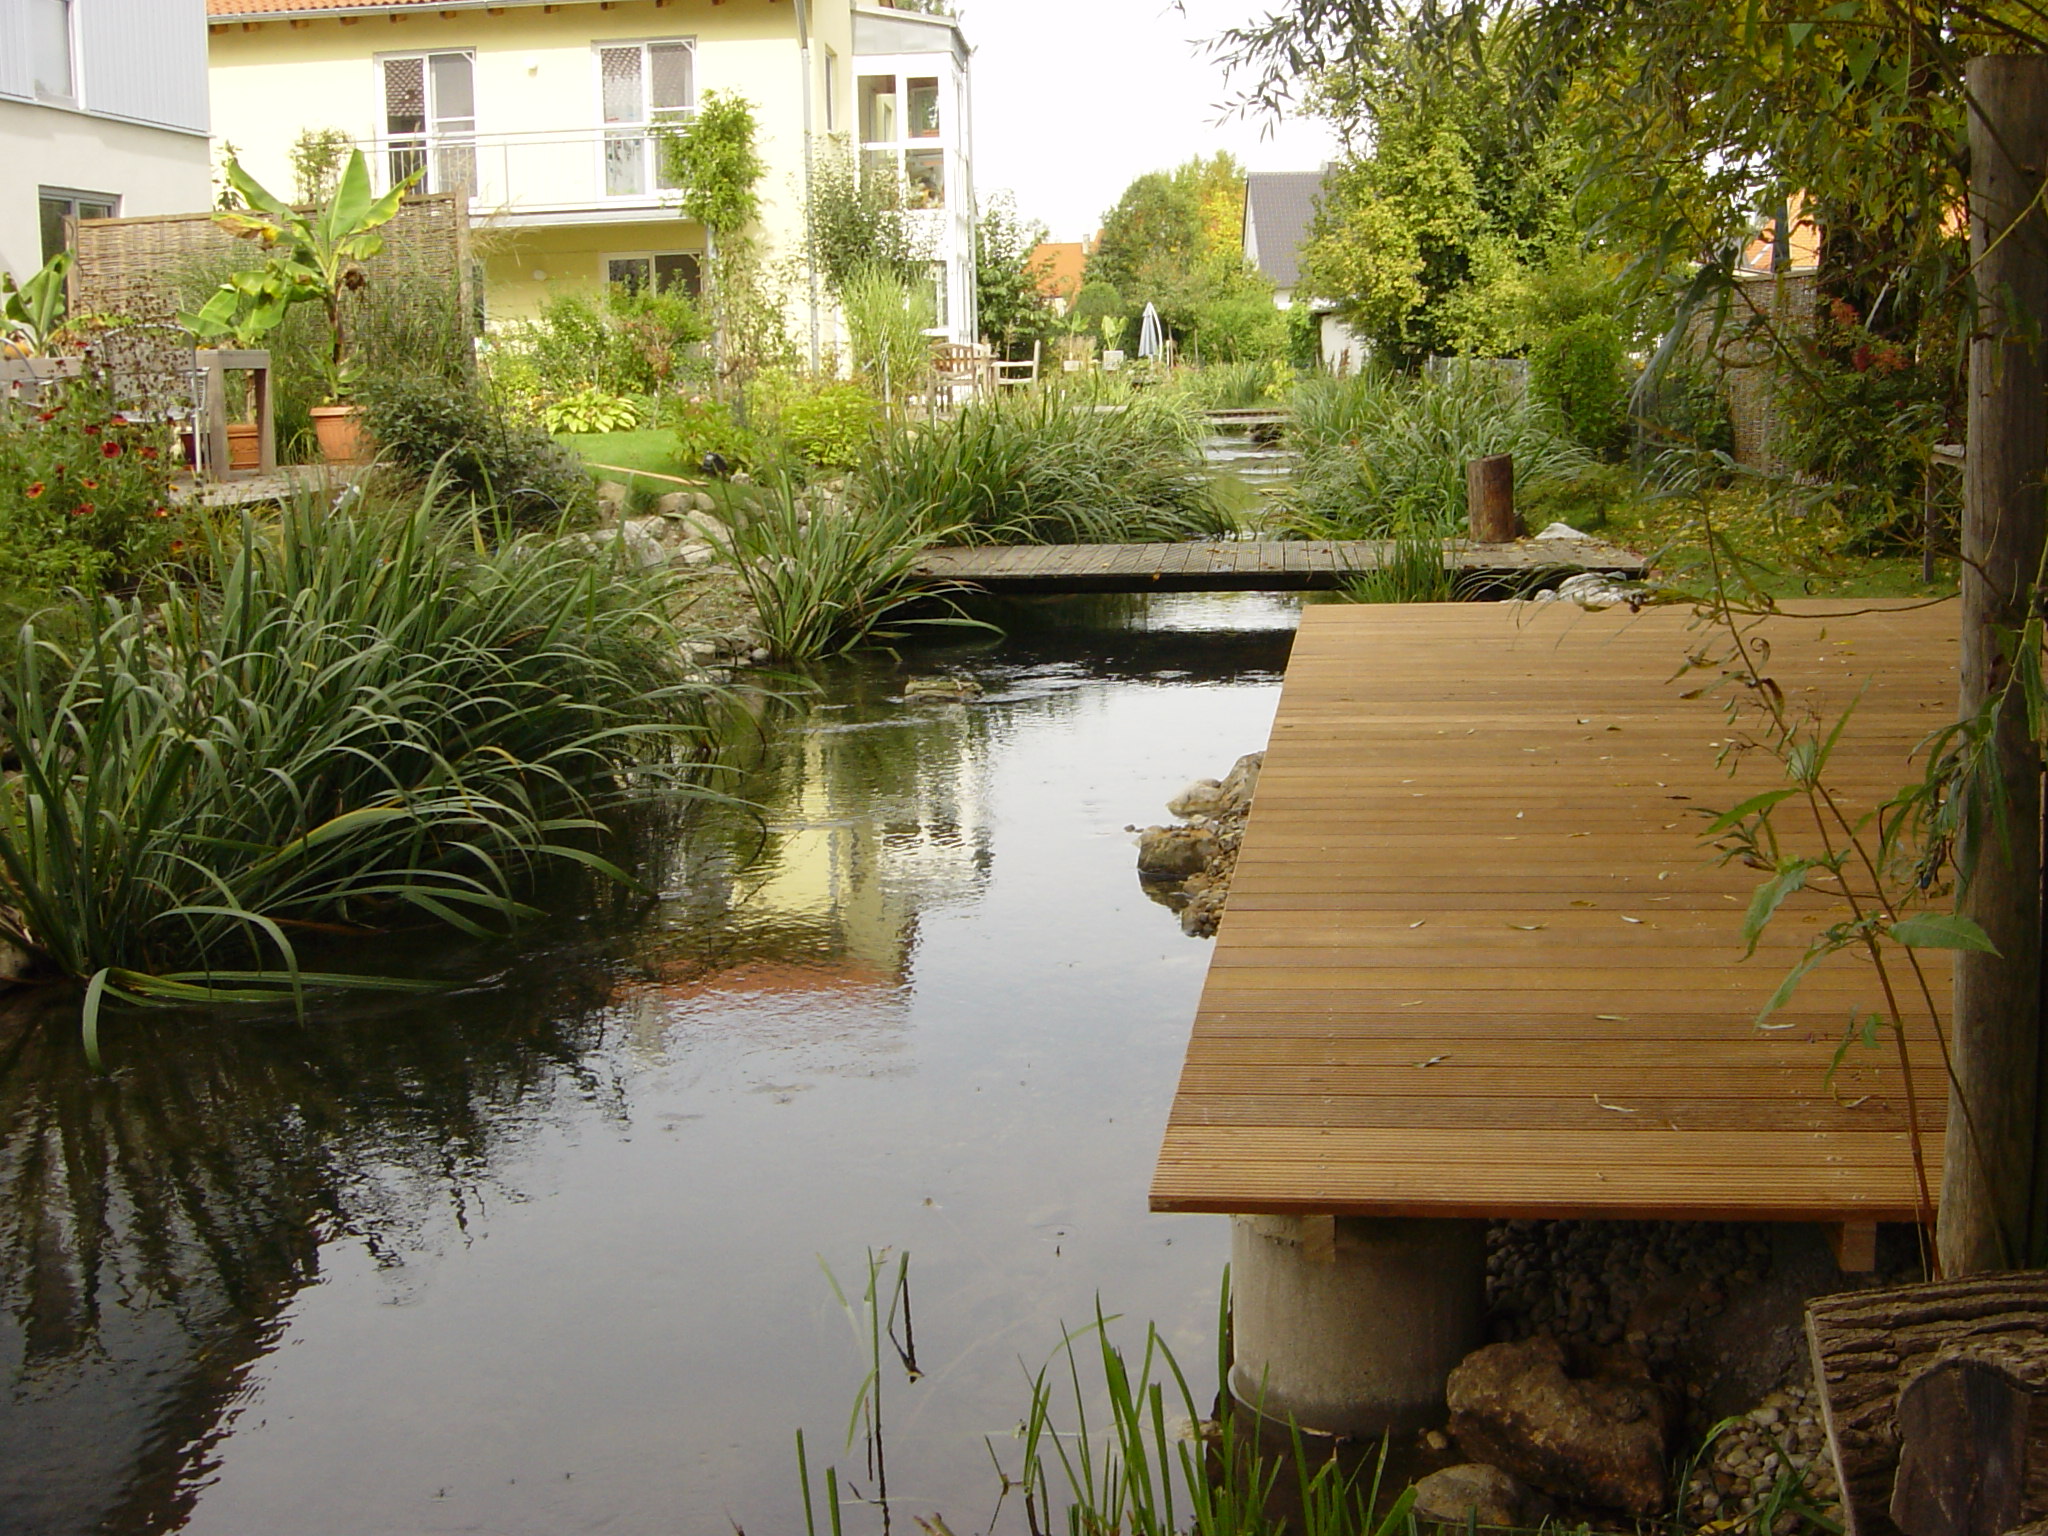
596, 480, 631, 512
1447, 1335, 1674, 1517
0, 934, 31, 989
595, 521, 667, 569
904, 675, 983, 701
1168, 778, 1227, 818
1219, 751, 1264, 812
1137, 826, 1212, 881
1412, 1463, 1532, 1528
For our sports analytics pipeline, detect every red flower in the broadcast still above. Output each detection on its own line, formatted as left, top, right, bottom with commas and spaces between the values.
170, 539, 186, 554
139, 445, 160, 462
151, 506, 169, 519
51, 464, 65, 479
71, 503, 94, 518
24, 481, 44, 499
79, 477, 98, 490
82, 424, 101, 438
1851, 344, 1874, 373
101, 439, 122, 459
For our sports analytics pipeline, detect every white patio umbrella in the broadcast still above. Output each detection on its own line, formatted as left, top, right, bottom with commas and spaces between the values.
1137, 302, 1165, 360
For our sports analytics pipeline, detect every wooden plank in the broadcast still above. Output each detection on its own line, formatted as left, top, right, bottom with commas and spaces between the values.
1150, 601, 1958, 1224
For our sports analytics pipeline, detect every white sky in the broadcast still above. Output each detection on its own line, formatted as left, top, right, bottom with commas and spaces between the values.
954, 0, 1340, 243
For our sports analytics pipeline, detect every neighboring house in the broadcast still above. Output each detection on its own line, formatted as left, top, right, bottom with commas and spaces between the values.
204, 0, 979, 348
1241, 167, 1364, 373
0, 0, 213, 282
1028, 238, 1086, 317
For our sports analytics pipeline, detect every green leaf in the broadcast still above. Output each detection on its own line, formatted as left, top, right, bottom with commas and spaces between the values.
1705, 787, 1798, 835
1757, 943, 1830, 1024
1743, 859, 1813, 955
1887, 912, 2000, 953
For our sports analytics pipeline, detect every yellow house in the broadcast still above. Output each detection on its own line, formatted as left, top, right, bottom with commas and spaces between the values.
203, 0, 980, 353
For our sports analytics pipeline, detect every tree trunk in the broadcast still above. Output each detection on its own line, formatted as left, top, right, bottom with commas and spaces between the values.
1943, 54, 2048, 1278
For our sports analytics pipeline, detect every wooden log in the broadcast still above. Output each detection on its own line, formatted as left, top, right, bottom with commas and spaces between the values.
1465, 455, 1517, 542
1889, 1357, 2041, 1536
1945, 54, 2048, 1277
1808, 1272, 2048, 1536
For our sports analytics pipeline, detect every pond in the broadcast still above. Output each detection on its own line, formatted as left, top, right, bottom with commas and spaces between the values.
0, 592, 1298, 1536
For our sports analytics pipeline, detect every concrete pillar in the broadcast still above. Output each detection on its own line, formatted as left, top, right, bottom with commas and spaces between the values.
1229, 1214, 1488, 1436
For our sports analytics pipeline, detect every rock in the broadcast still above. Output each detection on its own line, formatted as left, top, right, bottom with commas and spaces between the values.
1219, 750, 1264, 811
656, 491, 692, 518
1168, 778, 1227, 818
675, 540, 717, 567
597, 480, 630, 512
1137, 826, 1212, 880
749, 647, 772, 665
0, 933, 31, 989
1412, 1464, 1531, 1528
1552, 571, 1644, 611
1533, 521, 1587, 540
576, 524, 666, 569
904, 675, 982, 700
693, 491, 718, 515
1446, 1335, 1674, 1517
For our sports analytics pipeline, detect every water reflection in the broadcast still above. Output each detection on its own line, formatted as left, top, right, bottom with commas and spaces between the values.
0, 593, 1293, 1536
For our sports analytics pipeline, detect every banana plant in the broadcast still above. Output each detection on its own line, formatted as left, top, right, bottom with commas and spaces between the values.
181, 149, 418, 399
1, 252, 73, 354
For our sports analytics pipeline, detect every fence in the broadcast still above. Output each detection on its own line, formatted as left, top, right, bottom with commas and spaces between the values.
66, 192, 473, 331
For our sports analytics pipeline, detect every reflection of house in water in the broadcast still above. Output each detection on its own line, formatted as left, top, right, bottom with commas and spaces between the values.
629, 696, 994, 1019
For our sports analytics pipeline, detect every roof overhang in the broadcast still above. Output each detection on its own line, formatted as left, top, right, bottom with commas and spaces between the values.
211, 0, 619, 24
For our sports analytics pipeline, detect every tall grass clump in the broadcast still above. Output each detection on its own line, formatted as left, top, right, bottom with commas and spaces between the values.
853, 388, 1232, 544
0, 491, 728, 1041
840, 267, 934, 407
796, 1263, 1424, 1536
1281, 364, 1593, 539
709, 477, 983, 660
1178, 357, 1293, 411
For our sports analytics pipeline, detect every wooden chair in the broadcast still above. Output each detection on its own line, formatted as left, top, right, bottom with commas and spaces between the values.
992, 340, 1041, 388
931, 341, 995, 403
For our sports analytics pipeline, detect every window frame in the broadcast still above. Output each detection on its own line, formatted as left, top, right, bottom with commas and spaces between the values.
374, 47, 479, 195
31, 0, 78, 106
593, 36, 698, 200
39, 186, 118, 265
603, 250, 704, 300
855, 59, 955, 212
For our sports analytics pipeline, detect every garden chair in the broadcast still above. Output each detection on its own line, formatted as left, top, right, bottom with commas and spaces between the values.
92, 323, 210, 472
991, 341, 1041, 388
931, 341, 995, 404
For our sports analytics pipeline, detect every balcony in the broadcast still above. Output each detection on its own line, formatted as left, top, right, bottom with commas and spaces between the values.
359, 127, 697, 227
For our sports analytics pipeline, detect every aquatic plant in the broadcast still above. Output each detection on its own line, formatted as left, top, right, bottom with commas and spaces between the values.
796, 1260, 1425, 1536
1340, 536, 1458, 604
1281, 365, 1593, 539
853, 388, 1231, 545
0, 488, 730, 1046
709, 477, 985, 660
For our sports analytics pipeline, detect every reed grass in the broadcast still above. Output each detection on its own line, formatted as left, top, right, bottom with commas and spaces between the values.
852, 388, 1232, 545
0, 487, 730, 1049
1282, 366, 1593, 540
1340, 536, 1458, 604
709, 477, 988, 660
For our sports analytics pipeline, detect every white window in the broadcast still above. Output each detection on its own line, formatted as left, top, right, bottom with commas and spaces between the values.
858, 68, 947, 209
39, 187, 115, 264
928, 260, 950, 329
599, 40, 695, 197
32, 0, 75, 103
606, 252, 702, 299
382, 51, 476, 194
822, 47, 838, 132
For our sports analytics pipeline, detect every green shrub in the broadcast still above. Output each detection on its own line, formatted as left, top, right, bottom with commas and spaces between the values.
1281, 364, 1594, 538
358, 373, 597, 529
853, 387, 1231, 544
777, 382, 881, 470
1633, 353, 1735, 463
0, 375, 186, 597
541, 388, 644, 434
1188, 292, 1287, 363
663, 396, 762, 474
499, 288, 707, 403
1531, 313, 1629, 456
841, 267, 935, 404
0, 493, 727, 1033
1178, 358, 1290, 410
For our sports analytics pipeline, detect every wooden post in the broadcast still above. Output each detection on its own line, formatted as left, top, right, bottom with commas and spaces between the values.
1466, 454, 1516, 543
1943, 54, 2048, 1277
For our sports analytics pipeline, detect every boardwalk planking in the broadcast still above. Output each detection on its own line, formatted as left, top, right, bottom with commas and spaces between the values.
1150, 601, 1959, 1224
913, 538, 1647, 594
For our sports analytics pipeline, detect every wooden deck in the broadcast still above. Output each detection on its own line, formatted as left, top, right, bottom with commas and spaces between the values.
1151, 600, 1958, 1224
912, 538, 1647, 594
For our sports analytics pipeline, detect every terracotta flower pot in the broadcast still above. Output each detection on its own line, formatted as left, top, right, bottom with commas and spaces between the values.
226, 421, 262, 472
310, 403, 367, 465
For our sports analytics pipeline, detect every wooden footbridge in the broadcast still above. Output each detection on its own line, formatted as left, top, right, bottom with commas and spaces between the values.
1152, 600, 1957, 1245
913, 537, 1647, 595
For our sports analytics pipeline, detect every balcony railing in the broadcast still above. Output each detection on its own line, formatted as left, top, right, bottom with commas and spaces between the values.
359, 126, 693, 217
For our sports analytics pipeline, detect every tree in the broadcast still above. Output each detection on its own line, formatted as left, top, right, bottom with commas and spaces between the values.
1089, 155, 1285, 360
662, 92, 777, 389
974, 193, 1052, 357
804, 137, 931, 296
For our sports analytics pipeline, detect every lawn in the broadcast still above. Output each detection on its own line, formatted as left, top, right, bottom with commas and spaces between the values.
1589, 484, 1955, 601
557, 429, 699, 489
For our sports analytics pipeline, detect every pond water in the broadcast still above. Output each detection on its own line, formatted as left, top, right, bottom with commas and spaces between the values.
0, 593, 1298, 1536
